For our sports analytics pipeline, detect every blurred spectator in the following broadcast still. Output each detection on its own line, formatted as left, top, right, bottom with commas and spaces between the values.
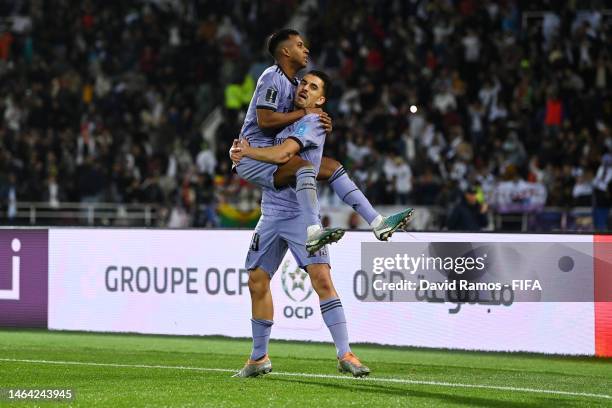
544, 87, 563, 136
0, 173, 18, 222
321, 214, 331, 228
592, 154, 612, 230
572, 168, 593, 207
447, 187, 489, 231
383, 155, 412, 205
77, 156, 105, 203
193, 172, 218, 227
196, 141, 217, 176
43, 174, 63, 209
414, 166, 442, 205
348, 212, 360, 230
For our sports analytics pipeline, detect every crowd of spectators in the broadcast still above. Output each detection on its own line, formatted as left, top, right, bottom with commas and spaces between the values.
0, 0, 296, 226
302, 0, 611, 228
0, 0, 610, 230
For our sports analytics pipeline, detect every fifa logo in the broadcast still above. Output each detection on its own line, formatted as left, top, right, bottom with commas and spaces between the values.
0, 238, 21, 300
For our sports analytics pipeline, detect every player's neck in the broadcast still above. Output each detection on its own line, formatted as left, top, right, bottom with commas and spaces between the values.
277, 60, 298, 80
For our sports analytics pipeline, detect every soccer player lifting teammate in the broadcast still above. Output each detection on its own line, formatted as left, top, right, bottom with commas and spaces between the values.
231, 29, 414, 255
232, 70, 370, 378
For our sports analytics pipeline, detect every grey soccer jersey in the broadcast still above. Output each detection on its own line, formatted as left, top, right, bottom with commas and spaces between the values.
246, 114, 329, 274
260, 114, 325, 217
239, 65, 298, 147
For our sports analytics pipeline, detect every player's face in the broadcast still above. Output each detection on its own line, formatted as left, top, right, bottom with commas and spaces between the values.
295, 74, 326, 108
284, 35, 309, 68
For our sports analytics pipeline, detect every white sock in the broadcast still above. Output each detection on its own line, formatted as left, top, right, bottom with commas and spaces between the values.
307, 224, 321, 238
370, 214, 383, 229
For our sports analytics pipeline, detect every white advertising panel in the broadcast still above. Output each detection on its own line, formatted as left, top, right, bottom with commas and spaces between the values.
49, 229, 595, 355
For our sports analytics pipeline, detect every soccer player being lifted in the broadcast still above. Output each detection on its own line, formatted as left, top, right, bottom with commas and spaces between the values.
232, 29, 414, 255
233, 70, 370, 378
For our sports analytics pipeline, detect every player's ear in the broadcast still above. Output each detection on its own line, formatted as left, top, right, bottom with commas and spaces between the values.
280, 45, 290, 58
316, 95, 326, 107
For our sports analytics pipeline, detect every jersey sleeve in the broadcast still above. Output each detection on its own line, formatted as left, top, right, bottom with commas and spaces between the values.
255, 71, 281, 111
288, 114, 322, 151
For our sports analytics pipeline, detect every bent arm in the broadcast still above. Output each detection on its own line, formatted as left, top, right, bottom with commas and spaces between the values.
256, 108, 306, 129
245, 139, 301, 164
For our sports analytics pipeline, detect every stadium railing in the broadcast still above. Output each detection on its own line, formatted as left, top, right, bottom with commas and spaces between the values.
1, 202, 599, 232
6, 202, 160, 227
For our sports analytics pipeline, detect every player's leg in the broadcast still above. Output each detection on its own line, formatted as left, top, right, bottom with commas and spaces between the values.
274, 156, 345, 254
307, 263, 370, 377
233, 267, 274, 378
273, 155, 320, 228
306, 263, 345, 356
248, 267, 273, 358
319, 156, 415, 240
282, 213, 369, 378
234, 220, 286, 378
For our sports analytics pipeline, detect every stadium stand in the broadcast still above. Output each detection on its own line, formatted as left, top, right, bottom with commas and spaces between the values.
0, 0, 610, 231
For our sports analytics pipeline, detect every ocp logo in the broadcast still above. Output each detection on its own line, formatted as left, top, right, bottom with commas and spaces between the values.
0, 238, 21, 300
280, 259, 314, 319
281, 259, 313, 302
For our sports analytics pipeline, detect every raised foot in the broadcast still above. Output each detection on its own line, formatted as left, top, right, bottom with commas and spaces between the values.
306, 227, 345, 255
373, 208, 415, 241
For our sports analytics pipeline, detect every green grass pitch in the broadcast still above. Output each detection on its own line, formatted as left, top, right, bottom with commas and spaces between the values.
0, 329, 610, 407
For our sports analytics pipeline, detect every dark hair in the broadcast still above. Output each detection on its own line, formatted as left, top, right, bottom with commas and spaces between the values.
267, 28, 300, 58
306, 70, 332, 98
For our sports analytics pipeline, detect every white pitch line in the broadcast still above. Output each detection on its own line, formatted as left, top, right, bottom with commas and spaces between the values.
0, 358, 609, 401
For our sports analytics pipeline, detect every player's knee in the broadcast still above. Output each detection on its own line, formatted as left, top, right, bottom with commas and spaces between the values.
325, 158, 341, 172
248, 271, 269, 297
318, 157, 341, 180
248, 280, 268, 298
297, 160, 315, 172
311, 274, 335, 298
